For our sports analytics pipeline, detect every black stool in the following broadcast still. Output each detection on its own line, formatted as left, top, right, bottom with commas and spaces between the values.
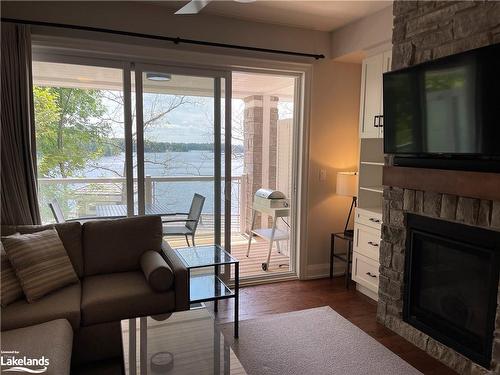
329, 232, 354, 288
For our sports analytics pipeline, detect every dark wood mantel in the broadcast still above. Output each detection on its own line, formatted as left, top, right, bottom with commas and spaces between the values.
383, 166, 500, 201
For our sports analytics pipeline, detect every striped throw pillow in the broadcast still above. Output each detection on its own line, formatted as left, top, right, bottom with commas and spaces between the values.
2, 229, 79, 302
1, 238, 24, 307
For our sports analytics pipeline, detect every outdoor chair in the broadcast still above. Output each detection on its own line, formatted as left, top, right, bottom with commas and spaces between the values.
48, 199, 68, 223
162, 193, 205, 247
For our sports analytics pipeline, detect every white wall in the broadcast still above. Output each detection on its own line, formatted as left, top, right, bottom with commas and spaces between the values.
1, 1, 331, 61
306, 60, 361, 278
330, 5, 393, 61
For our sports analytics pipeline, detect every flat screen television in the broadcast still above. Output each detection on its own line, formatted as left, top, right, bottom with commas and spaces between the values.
383, 42, 500, 171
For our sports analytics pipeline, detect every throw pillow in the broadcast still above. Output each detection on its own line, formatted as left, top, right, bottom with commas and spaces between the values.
2, 229, 79, 302
0, 237, 24, 307
140, 250, 174, 292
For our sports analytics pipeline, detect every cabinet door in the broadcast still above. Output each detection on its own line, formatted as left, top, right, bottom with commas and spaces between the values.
360, 54, 383, 139
352, 251, 379, 293
354, 222, 381, 261
379, 50, 392, 138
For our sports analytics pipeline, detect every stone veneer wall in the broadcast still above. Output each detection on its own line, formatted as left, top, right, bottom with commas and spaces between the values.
379, 1, 500, 374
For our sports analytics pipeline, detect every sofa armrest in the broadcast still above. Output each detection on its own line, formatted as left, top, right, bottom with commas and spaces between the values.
161, 241, 189, 311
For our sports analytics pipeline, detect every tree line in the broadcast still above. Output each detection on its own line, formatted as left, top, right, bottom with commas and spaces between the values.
101, 139, 244, 156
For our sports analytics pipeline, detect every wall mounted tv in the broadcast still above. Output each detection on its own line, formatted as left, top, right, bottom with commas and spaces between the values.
383, 42, 500, 171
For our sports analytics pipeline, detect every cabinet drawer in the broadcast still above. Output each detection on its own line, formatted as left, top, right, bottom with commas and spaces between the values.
355, 208, 382, 230
352, 252, 379, 292
354, 223, 381, 261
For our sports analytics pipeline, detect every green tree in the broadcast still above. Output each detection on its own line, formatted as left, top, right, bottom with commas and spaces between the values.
33, 86, 111, 178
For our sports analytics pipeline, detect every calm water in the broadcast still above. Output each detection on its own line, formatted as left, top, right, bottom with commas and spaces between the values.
84, 151, 244, 214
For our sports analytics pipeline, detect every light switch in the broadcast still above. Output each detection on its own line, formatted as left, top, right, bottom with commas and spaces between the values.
319, 169, 327, 182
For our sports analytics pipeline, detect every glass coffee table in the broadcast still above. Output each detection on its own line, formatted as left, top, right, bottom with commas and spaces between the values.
172, 245, 239, 338
121, 308, 246, 374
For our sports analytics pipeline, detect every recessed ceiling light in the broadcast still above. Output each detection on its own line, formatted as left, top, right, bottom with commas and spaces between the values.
146, 72, 172, 81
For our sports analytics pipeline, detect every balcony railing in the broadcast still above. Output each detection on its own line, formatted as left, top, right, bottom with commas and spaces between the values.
38, 175, 246, 233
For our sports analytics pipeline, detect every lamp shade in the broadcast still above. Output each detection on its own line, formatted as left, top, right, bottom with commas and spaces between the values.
336, 172, 358, 197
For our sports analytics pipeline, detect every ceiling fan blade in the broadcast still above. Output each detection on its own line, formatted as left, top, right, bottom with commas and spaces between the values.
175, 0, 212, 15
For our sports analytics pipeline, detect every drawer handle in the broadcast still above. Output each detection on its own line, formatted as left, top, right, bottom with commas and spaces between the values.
366, 272, 377, 278
369, 218, 381, 223
368, 241, 379, 247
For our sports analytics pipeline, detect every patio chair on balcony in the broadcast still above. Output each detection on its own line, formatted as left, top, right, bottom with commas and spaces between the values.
162, 193, 205, 247
49, 199, 71, 223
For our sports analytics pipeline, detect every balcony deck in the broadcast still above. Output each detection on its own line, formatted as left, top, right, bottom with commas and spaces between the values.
165, 232, 291, 278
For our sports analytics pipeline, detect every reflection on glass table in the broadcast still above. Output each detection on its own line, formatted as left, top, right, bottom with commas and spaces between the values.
121, 308, 246, 375
171, 245, 239, 338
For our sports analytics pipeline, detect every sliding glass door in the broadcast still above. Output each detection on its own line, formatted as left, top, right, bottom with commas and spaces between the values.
134, 65, 231, 249
32, 59, 132, 223
32, 53, 302, 282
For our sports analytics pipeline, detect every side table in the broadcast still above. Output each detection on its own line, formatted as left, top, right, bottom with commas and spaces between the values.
329, 232, 354, 288
172, 245, 239, 338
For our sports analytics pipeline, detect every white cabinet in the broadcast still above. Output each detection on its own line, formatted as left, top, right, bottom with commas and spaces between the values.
352, 208, 382, 301
379, 51, 392, 138
359, 50, 392, 139
354, 222, 381, 261
353, 48, 391, 299
352, 252, 379, 293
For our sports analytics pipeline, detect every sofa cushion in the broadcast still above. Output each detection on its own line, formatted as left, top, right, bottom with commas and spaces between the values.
2, 229, 79, 302
1, 222, 84, 277
140, 250, 174, 292
1, 319, 73, 375
81, 271, 175, 326
82, 216, 163, 276
1, 242, 24, 307
1, 283, 81, 331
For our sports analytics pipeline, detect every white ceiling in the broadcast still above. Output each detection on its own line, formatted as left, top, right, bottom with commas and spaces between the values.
32, 61, 295, 100
158, 1, 392, 32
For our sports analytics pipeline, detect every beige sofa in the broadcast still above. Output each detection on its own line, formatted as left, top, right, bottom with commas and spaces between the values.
1, 215, 189, 374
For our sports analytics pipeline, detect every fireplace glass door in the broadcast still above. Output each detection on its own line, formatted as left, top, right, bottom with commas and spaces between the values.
404, 214, 500, 368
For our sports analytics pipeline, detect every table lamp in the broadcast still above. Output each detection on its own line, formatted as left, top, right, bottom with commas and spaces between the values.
336, 172, 358, 236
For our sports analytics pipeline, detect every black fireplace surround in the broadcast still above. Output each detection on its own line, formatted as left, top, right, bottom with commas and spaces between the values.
404, 214, 500, 368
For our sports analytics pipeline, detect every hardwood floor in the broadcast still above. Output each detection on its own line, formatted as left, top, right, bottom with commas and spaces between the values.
213, 277, 458, 375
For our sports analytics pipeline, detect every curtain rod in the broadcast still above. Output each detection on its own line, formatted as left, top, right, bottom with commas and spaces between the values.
1, 17, 325, 60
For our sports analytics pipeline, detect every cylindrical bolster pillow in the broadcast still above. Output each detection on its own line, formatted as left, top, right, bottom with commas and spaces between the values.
140, 251, 174, 292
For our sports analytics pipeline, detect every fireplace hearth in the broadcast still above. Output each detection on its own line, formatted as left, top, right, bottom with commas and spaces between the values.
403, 214, 500, 368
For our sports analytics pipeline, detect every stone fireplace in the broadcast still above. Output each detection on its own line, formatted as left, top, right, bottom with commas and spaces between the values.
404, 214, 500, 369
379, 1, 500, 374
378, 187, 500, 374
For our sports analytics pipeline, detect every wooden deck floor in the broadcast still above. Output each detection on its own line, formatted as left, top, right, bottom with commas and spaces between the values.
164, 232, 291, 278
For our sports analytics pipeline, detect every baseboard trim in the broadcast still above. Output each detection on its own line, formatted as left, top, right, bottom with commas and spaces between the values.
304, 262, 346, 280
356, 283, 378, 301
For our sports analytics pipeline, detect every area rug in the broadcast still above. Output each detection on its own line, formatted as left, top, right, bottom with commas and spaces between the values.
221, 306, 422, 375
